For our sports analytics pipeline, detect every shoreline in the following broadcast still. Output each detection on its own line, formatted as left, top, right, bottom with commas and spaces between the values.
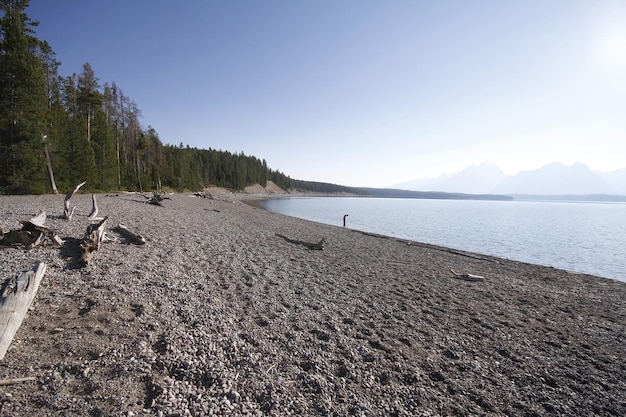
0, 193, 624, 416
244, 194, 626, 283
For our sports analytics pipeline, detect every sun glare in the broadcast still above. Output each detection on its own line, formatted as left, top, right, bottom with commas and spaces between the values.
598, 30, 626, 69
592, 25, 626, 87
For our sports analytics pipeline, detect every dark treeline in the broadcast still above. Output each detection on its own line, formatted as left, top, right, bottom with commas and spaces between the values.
0, 0, 304, 195
0, 1, 514, 201
358, 188, 513, 201
290, 180, 368, 195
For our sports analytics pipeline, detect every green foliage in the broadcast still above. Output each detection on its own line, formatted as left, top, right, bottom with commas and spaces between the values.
0, 1, 344, 195
0, 0, 48, 193
158, 146, 292, 192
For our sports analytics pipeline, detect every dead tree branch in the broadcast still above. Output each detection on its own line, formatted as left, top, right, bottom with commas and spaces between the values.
87, 194, 104, 221
64, 181, 86, 220
0, 376, 37, 386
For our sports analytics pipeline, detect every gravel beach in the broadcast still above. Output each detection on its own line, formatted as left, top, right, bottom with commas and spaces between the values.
0, 192, 624, 416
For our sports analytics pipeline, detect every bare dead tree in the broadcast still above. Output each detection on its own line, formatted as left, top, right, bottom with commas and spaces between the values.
42, 134, 58, 194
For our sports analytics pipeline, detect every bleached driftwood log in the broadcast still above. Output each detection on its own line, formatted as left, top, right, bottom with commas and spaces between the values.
80, 217, 108, 265
0, 262, 47, 360
193, 191, 213, 199
116, 223, 146, 245
0, 212, 63, 248
275, 233, 326, 250
64, 181, 86, 220
450, 269, 485, 282
87, 194, 104, 221
142, 189, 170, 206
0, 376, 36, 386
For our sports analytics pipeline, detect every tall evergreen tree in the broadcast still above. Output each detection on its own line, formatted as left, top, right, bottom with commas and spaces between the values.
0, 1, 332, 195
0, 0, 48, 193
39, 40, 61, 193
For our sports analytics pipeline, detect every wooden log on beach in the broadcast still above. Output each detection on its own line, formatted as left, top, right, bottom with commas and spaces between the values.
450, 269, 485, 282
141, 187, 171, 206
0, 376, 36, 386
64, 181, 86, 220
0, 263, 47, 360
116, 224, 146, 245
0, 212, 63, 248
80, 217, 108, 265
88, 194, 98, 220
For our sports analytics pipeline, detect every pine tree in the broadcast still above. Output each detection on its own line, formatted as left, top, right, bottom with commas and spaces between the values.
40, 40, 60, 193
0, 0, 49, 193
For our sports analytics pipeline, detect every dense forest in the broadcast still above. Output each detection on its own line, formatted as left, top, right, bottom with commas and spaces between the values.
0, 0, 360, 195
0, 1, 514, 201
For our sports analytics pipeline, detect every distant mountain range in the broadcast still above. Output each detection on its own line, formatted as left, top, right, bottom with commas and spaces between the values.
393, 162, 626, 196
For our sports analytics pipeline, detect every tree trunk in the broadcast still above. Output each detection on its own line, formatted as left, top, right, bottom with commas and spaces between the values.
43, 144, 58, 194
136, 153, 143, 192
116, 130, 121, 189
87, 110, 91, 143
0, 263, 47, 360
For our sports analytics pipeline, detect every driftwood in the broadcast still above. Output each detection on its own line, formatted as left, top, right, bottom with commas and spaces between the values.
275, 233, 326, 250
0, 262, 47, 360
0, 212, 63, 248
450, 269, 485, 282
0, 376, 36, 386
193, 191, 213, 199
115, 224, 146, 245
141, 190, 170, 206
80, 217, 108, 265
87, 194, 105, 221
64, 181, 86, 220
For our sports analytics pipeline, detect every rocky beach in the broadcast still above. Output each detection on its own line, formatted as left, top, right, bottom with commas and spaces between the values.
0, 192, 624, 416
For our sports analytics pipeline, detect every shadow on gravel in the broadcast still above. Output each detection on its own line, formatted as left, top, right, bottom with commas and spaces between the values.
59, 237, 85, 269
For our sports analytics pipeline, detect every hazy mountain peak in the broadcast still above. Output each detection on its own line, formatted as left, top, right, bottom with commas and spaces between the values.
393, 162, 626, 195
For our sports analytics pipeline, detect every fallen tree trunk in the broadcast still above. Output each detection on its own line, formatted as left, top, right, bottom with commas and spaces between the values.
116, 224, 146, 245
0, 212, 63, 248
80, 217, 108, 265
0, 262, 47, 360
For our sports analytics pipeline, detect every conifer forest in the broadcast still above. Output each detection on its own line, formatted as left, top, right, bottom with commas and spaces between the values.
0, 0, 336, 195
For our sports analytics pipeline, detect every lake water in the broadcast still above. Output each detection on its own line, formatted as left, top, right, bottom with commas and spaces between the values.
255, 197, 626, 282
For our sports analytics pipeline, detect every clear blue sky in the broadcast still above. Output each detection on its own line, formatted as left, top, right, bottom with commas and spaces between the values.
27, 0, 626, 188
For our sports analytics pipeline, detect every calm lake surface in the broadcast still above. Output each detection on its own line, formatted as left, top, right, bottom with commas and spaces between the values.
256, 197, 626, 282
